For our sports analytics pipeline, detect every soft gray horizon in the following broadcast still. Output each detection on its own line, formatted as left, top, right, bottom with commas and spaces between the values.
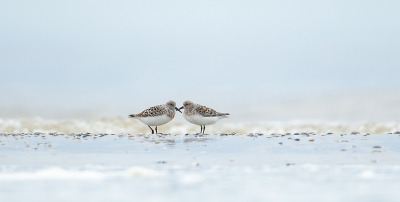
1, 1, 400, 122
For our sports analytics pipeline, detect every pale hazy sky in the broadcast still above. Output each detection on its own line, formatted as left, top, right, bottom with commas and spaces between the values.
1, 1, 399, 121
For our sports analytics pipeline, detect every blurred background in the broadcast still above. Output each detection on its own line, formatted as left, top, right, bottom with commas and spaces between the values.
1, 0, 399, 123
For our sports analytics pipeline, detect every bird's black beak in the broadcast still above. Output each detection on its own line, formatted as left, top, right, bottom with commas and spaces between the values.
175, 107, 183, 113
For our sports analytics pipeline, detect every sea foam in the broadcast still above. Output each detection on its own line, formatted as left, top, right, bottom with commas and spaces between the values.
0, 118, 399, 134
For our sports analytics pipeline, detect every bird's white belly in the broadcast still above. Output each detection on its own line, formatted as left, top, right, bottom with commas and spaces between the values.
136, 115, 172, 126
184, 114, 220, 125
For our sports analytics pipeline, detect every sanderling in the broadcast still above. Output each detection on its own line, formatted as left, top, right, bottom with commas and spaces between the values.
129, 100, 182, 134
179, 100, 229, 134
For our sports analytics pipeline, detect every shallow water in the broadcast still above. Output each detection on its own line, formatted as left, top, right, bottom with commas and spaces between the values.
1, 131, 400, 202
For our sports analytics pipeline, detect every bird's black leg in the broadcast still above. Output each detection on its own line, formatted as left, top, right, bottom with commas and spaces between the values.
148, 125, 154, 134
203, 125, 206, 134
155, 126, 158, 134
200, 125, 205, 134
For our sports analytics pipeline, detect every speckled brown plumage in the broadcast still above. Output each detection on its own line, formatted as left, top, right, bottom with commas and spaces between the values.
195, 104, 230, 117
128, 100, 180, 134
129, 101, 177, 119
181, 100, 229, 134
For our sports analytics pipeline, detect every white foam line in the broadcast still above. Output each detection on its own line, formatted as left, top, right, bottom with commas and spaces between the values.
0, 167, 164, 181
0, 118, 399, 134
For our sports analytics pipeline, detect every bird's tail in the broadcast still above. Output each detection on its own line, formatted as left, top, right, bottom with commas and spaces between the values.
220, 113, 230, 118
128, 114, 136, 118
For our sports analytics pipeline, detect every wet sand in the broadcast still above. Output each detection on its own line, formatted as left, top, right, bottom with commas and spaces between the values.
1, 132, 400, 202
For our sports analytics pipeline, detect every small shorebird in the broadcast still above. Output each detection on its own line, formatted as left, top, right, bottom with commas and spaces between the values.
129, 100, 182, 134
179, 100, 229, 134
